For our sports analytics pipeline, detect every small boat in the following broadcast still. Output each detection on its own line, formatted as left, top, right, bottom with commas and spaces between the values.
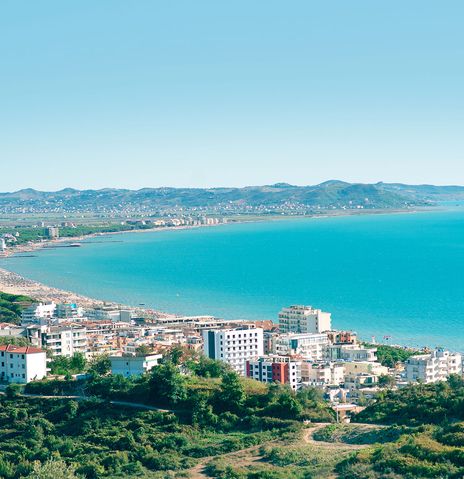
68, 243, 82, 247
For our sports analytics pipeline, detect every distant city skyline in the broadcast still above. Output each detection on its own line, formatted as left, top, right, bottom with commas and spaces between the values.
1, 1, 463, 191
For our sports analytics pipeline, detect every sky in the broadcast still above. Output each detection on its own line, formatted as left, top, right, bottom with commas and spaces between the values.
1, 1, 463, 191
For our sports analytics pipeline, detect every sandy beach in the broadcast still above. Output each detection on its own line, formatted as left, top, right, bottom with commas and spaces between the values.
0, 267, 106, 307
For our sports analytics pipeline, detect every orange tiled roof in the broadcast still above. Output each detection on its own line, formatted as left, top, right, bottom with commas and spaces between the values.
0, 344, 44, 354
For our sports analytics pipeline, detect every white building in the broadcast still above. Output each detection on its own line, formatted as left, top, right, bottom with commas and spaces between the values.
21, 302, 56, 325
329, 344, 378, 362
0, 344, 47, 384
272, 333, 329, 360
202, 326, 264, 375
27, 324, 87, 357
278, 305, 331, 334
110, 354, 163, 377
405, 348, 462, 384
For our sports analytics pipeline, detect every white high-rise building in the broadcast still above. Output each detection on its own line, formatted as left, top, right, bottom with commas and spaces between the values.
405, 348, 462, 384
202, 326, 264, 375
278, 305, 331, 334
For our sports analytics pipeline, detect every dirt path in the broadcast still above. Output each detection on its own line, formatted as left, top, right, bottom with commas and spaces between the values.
188, 423, 383, 478
188, 442, 271, 479
302, 423, 372, 450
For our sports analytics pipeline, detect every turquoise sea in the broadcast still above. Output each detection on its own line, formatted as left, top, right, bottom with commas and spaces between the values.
2, 210, 464, 351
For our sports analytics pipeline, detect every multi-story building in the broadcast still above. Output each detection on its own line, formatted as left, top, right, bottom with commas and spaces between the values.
405, 348, 462, 383
0, 344, 47, 384
21, 302, 56, 325
301, 361, 345, 387
27, 324, 87, 357
272, 333, 329, 360
246, 355, 302, 390
278, 305, 331, 334
202, 326, 263, 375
110, 353, 163, 377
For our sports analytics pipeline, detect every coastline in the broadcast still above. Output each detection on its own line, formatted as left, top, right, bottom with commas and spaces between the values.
0, 267, 175, 318
0, 206, 435, 258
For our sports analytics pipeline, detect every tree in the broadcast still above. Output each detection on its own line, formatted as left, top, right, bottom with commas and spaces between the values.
69, 352, 86, 372
88, 354, 111, 376
5, 383, 21, 398
149, 361, 187, 406
216, 371, 245, 413
378, 375, 395, 388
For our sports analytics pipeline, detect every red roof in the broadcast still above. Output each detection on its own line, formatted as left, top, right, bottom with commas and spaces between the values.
0, 344, 44, 354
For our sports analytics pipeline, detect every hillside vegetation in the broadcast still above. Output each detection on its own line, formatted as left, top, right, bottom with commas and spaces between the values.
0, 292, 35, 324
0, 181, 447, 214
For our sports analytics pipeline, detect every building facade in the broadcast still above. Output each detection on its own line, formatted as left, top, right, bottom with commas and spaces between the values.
246, 355, 302, 390
405, 349, 462, 383
278, 305, 331, 334
202, 327, 263, 375
0, 345, 47, 384
272, 332, 329, 360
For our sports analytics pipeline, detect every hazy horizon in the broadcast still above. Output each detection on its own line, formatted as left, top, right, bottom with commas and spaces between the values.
2, 178, 464, 194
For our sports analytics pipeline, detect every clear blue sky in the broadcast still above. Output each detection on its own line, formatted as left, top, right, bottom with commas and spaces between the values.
1, 1, 463, 191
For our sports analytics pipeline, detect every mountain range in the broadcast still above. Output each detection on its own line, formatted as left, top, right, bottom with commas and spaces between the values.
1, 181, 464, 213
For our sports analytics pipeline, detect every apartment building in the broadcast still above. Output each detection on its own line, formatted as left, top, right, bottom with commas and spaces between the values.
278, 305, 331, 334
21, 302, 56, 325
0, 344, 47, 384
202, 326, 263, 375
246, 355, 302, 390
405, 348, 462, 383
27, 324, 87, 357
272, 332, 329, 360
301, 361, 345, 387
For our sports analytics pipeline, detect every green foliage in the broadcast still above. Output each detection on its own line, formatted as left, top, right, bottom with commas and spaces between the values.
354, 375, 464, 425
364, 343, 418, 368
186, 355, 231, 378
5, 383, 22, 398
87, 355, 111, 376
214, 371, 245, 413
149, 361, 187, 405
313, 424, 409, 445
0, 292, 35, 324
48, 353, 87, 376
0, 396, 294, 479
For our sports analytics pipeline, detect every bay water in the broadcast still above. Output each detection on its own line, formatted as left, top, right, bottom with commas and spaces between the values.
2, 210, 464, 351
